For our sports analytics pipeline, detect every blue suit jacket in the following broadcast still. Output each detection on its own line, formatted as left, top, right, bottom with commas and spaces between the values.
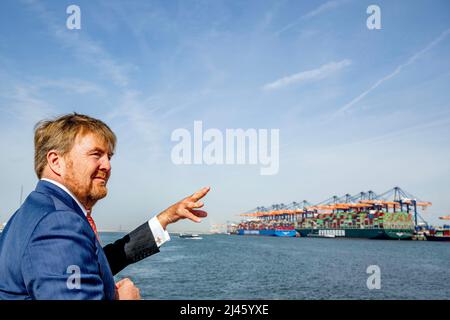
0, 180, 116, 300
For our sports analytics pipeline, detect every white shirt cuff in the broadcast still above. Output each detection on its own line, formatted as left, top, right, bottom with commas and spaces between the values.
148, 216, 171, 247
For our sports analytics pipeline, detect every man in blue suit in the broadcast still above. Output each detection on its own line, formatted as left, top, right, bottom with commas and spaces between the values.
0, 113, 209, 300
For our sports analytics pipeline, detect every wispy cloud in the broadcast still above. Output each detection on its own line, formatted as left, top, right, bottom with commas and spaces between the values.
280, 109, 450, 163
0, 84, 56, 124
336, 28, 450, 115
106, 90, 167, 158
22, 0, 134, 87
32, 78, 105, 95
275, 0, 348, 36
263, 59, 351, 90
303, 0, 345, 20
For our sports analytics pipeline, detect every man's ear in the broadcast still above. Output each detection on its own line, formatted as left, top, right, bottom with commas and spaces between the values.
47, 150, 65, 176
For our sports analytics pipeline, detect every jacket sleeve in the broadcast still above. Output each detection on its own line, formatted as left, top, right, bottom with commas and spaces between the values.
103, 222, 160, 276
22, 210, 106, 300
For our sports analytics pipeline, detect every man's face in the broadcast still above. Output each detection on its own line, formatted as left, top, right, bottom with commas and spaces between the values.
61, 132, 112, 208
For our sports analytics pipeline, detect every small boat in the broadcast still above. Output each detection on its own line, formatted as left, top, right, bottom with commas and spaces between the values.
179, 233, 203, 239
425, 228, 450, 242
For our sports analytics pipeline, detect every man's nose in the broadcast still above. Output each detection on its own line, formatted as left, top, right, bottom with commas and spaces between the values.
100, 155, 111, 171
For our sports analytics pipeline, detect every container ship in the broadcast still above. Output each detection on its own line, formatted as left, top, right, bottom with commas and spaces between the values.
296, 211, 414, 240
235, 220, 297, 237
425, 227, 450, 241
238, 187, 432, 240
424, 216, 450, 241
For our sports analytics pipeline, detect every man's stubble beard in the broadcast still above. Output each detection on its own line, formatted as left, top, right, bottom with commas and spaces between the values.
64, 159, 108, 210
88, 180, 108, 205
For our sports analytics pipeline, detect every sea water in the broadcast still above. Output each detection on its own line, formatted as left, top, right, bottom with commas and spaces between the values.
100, 233, 450, 300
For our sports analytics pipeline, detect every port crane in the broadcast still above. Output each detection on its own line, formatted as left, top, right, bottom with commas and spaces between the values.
240, 187, 432, 228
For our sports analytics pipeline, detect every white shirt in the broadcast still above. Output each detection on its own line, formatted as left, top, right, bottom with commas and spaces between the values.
41, 178, 170, 247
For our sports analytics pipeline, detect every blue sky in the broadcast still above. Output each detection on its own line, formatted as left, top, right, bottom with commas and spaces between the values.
0, 0, 449, 232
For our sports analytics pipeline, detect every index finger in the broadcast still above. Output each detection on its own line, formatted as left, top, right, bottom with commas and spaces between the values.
189, 186, 210, 202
